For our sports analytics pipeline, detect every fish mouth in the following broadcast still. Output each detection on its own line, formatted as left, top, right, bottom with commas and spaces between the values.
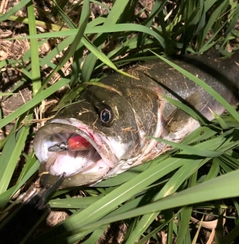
33, 118, 118, 185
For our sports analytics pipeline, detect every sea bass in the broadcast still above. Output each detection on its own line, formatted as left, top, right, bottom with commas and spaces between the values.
33, 51, 239, 188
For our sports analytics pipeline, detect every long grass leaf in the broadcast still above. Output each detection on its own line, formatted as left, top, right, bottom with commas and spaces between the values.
0, 126, 29, 193
27, 2, 41, 95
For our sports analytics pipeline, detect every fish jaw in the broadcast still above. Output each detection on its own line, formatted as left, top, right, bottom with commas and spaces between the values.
33, 118, 120, 187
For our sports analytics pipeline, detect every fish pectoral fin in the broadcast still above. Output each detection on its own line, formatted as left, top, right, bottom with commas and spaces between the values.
165, 93, 205, 141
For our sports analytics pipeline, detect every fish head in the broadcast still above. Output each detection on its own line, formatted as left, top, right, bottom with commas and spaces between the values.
33, 79, 163, 188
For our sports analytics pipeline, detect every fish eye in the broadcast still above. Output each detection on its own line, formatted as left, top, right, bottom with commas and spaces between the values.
100, 108, 112, 124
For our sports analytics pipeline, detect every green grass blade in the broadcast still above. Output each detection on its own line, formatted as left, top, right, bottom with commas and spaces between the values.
154, 137, 222, 157
26, 2, 41, 95
0, 126, 29, 194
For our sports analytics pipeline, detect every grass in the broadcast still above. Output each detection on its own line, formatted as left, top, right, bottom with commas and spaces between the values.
0, 0, 239, 243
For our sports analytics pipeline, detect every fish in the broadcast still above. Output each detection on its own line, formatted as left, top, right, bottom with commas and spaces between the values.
33, 51, 239, 188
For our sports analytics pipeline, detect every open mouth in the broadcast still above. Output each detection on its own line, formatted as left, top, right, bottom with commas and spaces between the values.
33, 118, 117, 179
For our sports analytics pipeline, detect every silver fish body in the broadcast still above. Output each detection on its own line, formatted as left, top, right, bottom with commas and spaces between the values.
33, 51, 239, 188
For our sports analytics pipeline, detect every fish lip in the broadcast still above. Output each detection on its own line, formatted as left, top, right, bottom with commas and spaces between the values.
33, 118, 118, 178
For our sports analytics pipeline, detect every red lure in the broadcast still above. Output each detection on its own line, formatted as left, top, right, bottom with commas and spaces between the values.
67, 135, 91, 150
